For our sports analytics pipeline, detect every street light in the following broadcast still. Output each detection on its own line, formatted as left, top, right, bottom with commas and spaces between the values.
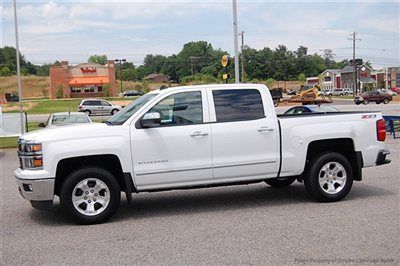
114, 59, 126, 92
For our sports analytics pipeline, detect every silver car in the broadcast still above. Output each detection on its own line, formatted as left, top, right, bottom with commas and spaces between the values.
39, 112, 92, 128
78, 99, 122, 116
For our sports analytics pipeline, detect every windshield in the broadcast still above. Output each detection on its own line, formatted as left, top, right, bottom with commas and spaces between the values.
106, 93, 158, 125
52, 114, 90, 125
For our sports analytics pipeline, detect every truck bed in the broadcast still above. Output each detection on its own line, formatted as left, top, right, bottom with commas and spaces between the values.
277, 111, 384, 177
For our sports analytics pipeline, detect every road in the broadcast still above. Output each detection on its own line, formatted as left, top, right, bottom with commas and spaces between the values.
1, 139, 399, 264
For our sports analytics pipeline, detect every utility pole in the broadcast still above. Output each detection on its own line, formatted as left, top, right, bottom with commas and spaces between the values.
114, 59, 126, 92
348, 32, 361, 96
189, 56, 200, 83
13, 0, 24, 134
239, 30, 245, 83
232, 0, 240, 83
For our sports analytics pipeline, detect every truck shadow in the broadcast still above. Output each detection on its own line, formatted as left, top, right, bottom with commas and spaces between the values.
29, 182, 395, 226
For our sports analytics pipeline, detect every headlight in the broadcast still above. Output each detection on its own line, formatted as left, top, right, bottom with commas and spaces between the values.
18, 139, 43, 170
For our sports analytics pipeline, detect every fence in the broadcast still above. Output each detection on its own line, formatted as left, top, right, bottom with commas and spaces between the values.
0, 107, 26, 137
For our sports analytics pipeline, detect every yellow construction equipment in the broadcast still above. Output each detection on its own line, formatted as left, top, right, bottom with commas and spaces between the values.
288, 84, 332, 105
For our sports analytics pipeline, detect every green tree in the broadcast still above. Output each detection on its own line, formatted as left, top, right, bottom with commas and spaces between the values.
88, 54, 108, 65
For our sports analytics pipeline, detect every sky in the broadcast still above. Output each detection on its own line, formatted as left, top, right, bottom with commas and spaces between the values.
1, 0, 399, 69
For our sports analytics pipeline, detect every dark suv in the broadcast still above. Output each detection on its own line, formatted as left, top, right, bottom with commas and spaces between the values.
354, 90, 392, 105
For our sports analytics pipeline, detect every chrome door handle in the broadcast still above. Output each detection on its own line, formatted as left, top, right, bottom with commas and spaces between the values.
257, 127, 274, 132
190, 131, 208, 137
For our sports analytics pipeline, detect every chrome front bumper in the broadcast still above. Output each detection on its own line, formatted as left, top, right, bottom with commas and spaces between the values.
16, 177, 54, 202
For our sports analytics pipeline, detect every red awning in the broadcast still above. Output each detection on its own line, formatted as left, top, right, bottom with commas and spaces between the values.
68, 76, 110, 85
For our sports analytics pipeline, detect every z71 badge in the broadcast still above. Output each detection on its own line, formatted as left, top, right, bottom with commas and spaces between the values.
362, 114, 377, 119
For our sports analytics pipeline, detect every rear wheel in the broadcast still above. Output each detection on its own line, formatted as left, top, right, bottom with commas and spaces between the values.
383, 98, 389, 104
111, 109, 119, 115
362, 99, 369, 105
60, 167, 121, 224
265, 177, 296, 188
84, 110, 91, 116
376, 101, 381, 104
304, 152, 353, 202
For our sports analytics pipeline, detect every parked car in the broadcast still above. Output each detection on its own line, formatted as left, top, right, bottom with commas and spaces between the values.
390, 87, 400, 94
122, 90, 144, 97
322, 88, 334, 96
39, 112, 92, 128
15, 84, 390, 224
78, 99, 122, 116
5, 93, 19, 102
378, 89, 397, 96
332, 88, 353, 96
354, 90, 393, 105
343, 88, 353, 95
283, 105, 340, 115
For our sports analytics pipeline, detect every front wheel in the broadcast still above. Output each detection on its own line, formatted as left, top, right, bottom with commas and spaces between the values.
111, 109, 119, 115
376, 101, 381, 104
304, 152, 353, 202
265, 177, 296, 187
363, 99, 369, 105
383, 98, 389, 104
60, 167, 121, 224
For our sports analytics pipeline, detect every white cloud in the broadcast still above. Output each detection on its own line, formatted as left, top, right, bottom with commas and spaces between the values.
362, 19, 399, 33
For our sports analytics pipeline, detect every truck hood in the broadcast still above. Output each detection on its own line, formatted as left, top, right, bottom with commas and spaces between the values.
21, 123, 111, 142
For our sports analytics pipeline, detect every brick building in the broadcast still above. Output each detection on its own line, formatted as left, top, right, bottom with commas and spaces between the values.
143, 73, 170, 83
387, 67, 400, 89
49, 61, 116, 99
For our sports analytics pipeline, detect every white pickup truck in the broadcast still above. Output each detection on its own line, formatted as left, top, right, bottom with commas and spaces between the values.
15, 84, 390, 224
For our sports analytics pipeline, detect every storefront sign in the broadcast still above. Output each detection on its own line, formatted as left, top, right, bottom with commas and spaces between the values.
81, 67, 97, 73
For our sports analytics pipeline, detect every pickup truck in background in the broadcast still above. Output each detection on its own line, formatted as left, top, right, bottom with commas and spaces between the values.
354, 90, 393, 105
15, 84, 390, 224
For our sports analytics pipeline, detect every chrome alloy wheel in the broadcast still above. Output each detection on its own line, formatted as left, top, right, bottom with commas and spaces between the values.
72, 178, 110, 216
318, 162, 347, 195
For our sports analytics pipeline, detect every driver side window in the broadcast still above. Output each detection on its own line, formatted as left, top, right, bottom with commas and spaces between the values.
148, 91, 203, 126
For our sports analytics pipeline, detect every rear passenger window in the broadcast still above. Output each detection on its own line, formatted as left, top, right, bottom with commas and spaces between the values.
212, 89, 265, 122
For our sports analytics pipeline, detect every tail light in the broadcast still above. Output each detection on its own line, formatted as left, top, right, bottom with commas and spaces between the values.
78, 105, 82, 110
376, 119, 386, 141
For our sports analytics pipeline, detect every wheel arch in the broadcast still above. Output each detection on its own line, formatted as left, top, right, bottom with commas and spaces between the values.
54, 154, 134, 196
304, 138, 363, 181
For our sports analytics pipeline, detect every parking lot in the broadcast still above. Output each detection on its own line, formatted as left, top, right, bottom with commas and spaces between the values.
1, 124, 399, 265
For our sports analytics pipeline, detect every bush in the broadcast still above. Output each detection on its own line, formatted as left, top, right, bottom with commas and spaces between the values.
103, 84, 110, 97
142, 82, 150, 93
56, 84, 64, 99
41, 88, 49, 98
181, 73, 219, 85
265, 78, 276, 88
134, 83, 143, 91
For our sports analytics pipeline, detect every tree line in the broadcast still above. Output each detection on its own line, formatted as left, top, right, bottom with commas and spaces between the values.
1, 42, 350, 82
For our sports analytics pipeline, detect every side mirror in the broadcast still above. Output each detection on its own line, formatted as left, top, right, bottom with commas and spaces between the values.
38, 123, 46, 128
140, 112, 161, 128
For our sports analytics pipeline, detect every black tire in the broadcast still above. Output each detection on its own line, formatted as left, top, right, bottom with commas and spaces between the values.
111, 109, 119, 115
265, 177, 296, 187
376, 101, 381, 104
60, 167, 121, 225
304, 152, 353, 202
383, 98, 389, 104
355, 102, 361, 105
84, 110, 91, 116
362, 99, 369, 105
273, 99, 279, 107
